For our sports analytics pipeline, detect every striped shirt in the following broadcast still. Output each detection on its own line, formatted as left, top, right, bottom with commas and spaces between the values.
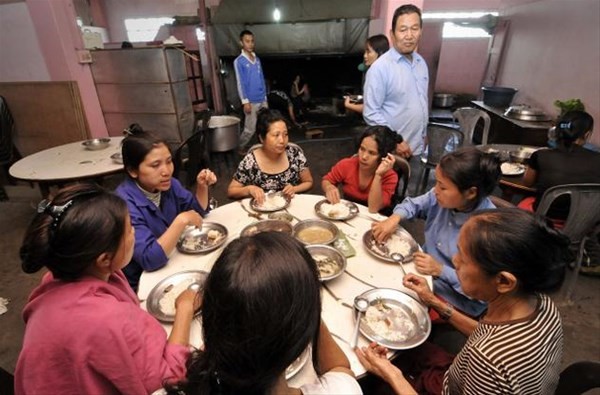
443, 294, 563, 394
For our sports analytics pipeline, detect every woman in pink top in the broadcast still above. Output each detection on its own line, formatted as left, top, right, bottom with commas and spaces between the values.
322, 125, 398, 213
15, 183, 200, 395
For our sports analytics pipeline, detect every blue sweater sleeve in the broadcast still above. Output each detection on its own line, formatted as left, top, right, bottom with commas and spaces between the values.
392, 189, 436, 220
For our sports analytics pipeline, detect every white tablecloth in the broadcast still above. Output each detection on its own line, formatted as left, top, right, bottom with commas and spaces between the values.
138, 194, 432, 387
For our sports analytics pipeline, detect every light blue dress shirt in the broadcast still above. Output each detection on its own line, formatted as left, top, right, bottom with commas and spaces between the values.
393, 190, 495, 316
363, 46, 429, 156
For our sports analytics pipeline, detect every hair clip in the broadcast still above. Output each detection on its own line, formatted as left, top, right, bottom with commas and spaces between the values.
37, 199, 74, 229
123, 127, 134, 136
558, 121, 572, 131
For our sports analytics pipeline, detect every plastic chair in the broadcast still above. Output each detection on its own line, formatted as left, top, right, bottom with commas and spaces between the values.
418, 124, 464, 194
535, 183, 600, 304
173, 114, 210, 187
555, 360, 600, 395
453, 107, 491, 146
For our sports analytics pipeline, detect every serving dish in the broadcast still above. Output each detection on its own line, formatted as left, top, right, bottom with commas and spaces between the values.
267, 211, 294, 223
240, 219, 293, 237
293, 219, 339, 245
146, 270, 208, 322
82, 138, 111, 151
305, 244, 347, 281
356, 288, 431, 350
176, 222, 228, 254
362, 229, 419, 263
250, 192, 291, 212
504, 105, 551, 122
314, 199, 359, 221
500, 162, 526, 176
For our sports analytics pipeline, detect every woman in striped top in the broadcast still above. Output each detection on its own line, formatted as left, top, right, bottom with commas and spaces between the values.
356, 208, 571, 394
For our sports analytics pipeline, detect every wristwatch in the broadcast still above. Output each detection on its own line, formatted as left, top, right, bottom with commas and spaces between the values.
439, 303, 454, 320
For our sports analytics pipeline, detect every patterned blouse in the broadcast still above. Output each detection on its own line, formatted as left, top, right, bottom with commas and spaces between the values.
233, 144, 308, 192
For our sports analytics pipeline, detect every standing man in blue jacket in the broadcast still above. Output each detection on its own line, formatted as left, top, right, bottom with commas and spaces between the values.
234, 30, 268, 151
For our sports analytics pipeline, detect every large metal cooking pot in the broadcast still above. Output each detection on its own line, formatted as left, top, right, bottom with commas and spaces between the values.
504, 105, 551, 122
206, 116, 240, 152
433, 93, 455, 108
481, 86, 518, 108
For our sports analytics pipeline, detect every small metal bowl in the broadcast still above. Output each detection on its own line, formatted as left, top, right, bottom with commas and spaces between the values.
240, 219, 293, 237
293, 219, 339, 245
508, 149, 532, 164
268, 211, 294, 223
82, 138, 111, 151
306, 244, 346, 281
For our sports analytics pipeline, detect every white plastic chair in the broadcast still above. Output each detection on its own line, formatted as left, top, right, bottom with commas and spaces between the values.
453, 107, 491, 146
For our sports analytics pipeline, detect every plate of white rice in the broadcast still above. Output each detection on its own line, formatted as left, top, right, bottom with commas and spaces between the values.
146, 270, 208, 322
362, 229, 420, 263
314, 199, 359, 221
356, 288, 431, 350
250, 191, 291, 212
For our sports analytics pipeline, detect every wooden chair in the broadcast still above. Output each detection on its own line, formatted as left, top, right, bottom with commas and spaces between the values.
453, 107, 491, 146
555, 360, 600, 395
418, 123, 464, 194
535, 183, 600, 304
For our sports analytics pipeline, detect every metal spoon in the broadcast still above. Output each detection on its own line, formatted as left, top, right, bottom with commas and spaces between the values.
350, 297, 369, 349
391, 252, 407, 277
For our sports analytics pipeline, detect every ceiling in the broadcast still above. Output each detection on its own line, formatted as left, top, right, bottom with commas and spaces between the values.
210, 0, 372, 24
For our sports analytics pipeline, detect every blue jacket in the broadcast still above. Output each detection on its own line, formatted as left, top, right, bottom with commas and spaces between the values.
115, 178, 209, 290
233, 51, 267, 104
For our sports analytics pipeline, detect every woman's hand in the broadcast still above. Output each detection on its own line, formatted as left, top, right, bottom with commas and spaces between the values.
403, 273, 436, 306
247, 185, 266, 204
175, 288, 202, 314
371, 216, 399, 242
325, 185, 341, 204
243, 103, 252, 114
375, 153, 396, 176
343, 96, 351, 109
282, 184, 296, 199
356, 343, 405, 383
413, 251, 443, 277
395, 141, 412, 159
176, 210, 203, 229
196, 169, 217, 186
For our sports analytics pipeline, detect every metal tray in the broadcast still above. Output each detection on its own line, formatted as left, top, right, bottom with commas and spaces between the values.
362, 229, 420, 263
240, 219, 293, 237
356, 288, 431, 350
250, 192, 291, 212
314, 199, 359, 221
146, 270, 208, 322
176, 222, 228, 254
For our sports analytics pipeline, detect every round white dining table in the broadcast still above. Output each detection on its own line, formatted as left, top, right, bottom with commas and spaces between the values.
137, 194, 432, 388
9, 137, 124, 196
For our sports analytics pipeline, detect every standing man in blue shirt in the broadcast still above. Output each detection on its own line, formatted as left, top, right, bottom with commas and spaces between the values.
234, 30, 268, 151
363, 4, 429, 159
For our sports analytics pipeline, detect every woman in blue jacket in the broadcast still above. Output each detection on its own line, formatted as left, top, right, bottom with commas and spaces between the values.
116, 124, 217, 290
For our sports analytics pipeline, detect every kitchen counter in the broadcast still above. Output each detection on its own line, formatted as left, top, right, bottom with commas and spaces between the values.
471, 101, 554, 146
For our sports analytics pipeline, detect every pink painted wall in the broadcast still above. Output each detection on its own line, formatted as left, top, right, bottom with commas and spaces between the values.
0, 2, 49, 81
497, 0, 600, 145
435, 37, 490, 95
25, 0, 107, 138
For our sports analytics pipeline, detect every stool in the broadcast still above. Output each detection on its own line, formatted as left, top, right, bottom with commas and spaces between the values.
305, 129, 324, 139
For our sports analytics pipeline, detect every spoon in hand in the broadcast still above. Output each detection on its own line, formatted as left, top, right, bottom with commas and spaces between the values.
350, 297, 369, 349
391, 252, 407, 277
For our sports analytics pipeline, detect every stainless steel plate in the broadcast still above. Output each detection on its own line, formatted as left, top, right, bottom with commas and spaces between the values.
305, 244, 347, 281
240, 219, 293, 237
176, 222, 228, 254
356, 288, 431, 350
250, 191, 291, 212
285, 347, 311, 380
146, 270, 208, 322
363, 229, 420, 263
314, 199, 359, 221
